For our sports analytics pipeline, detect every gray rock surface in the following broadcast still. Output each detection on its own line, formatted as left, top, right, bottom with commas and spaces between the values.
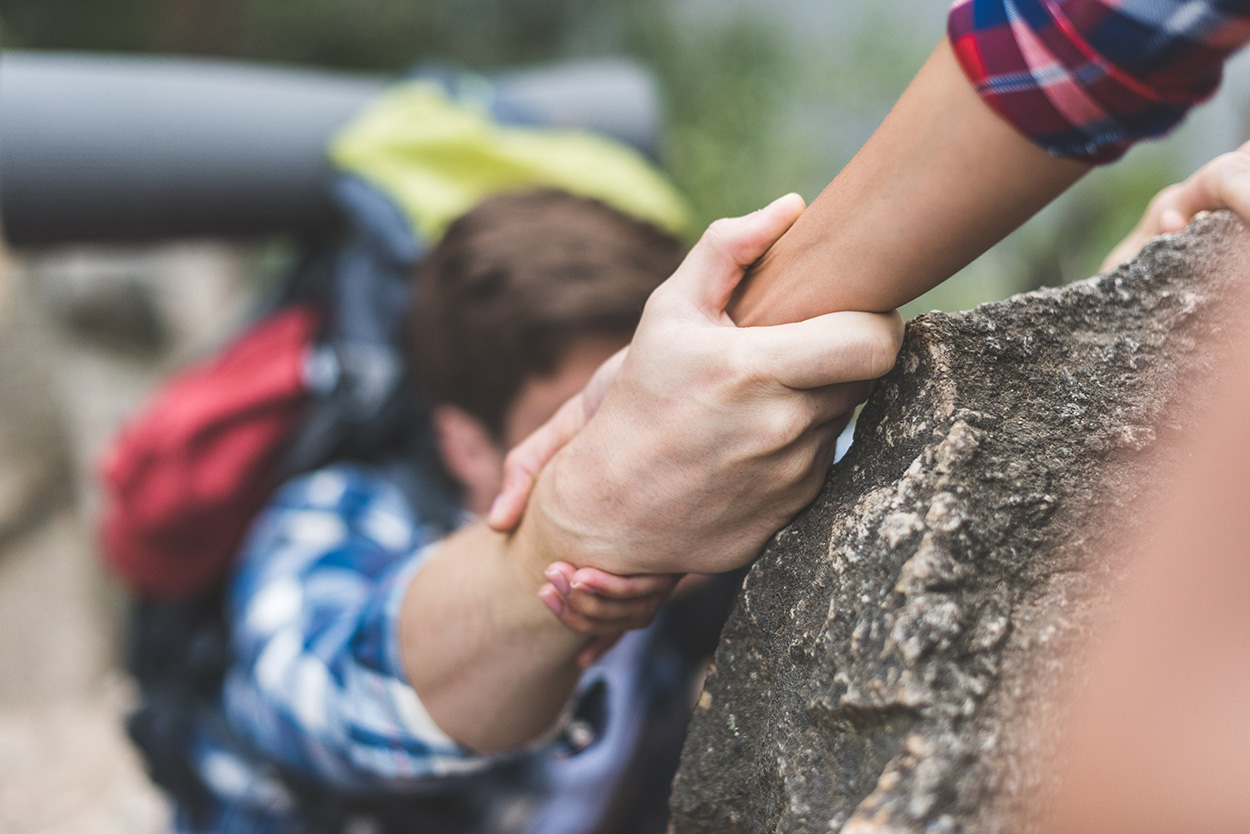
669, 213, 1250, 834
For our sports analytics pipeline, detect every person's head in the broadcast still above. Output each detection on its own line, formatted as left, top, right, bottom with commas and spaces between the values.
410, 188, 686, 514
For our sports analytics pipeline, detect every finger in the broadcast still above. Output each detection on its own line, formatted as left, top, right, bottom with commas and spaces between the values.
488, 391, 589, 531
582, 347, 628, 415
554, 606, 652, 637
667, 193, 806, 316
539, 584, 566, 618
1100, 150, 1250, 274
569, 567, 682, 599
488, 348, 630, 531
743, 309, 904, 390
562, 587, 671, 621
773, 421, 845, 511
798, 379, 876, 427
1158, 208, 1187, 233
543, 562, 575, 596
1191, 150, 1250, 225
1147, 150, 1250, 232
579, 634, 622, 668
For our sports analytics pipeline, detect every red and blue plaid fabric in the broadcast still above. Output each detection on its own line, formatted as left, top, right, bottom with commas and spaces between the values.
949, 0, 1250, 162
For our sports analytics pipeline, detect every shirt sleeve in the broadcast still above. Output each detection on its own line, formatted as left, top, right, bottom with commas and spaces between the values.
948, 0, 1250, 162
220, 464, 497, 791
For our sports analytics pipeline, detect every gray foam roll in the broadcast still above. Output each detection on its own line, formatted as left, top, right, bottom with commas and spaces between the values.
0, 52, 661, 245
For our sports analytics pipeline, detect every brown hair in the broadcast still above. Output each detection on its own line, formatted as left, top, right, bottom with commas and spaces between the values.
409, 188, 686, 436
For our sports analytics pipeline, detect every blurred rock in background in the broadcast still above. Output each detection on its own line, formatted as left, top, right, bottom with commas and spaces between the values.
0, 235, 252, 833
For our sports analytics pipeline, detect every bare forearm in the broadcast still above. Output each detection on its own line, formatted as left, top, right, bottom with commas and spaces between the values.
397, 521, 585, 754
731, 39, 1091, 326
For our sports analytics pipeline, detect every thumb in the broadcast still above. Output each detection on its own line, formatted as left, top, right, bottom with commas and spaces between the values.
580, 346, 628, 416
668, 193, 805, 316
486, 348, 628, 531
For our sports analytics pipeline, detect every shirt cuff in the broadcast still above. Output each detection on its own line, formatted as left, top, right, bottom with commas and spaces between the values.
947, 0, 1224, 163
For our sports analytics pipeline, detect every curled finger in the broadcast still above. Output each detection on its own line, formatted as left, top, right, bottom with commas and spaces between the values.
569, 567, 682, 599
743, 309, 904, 391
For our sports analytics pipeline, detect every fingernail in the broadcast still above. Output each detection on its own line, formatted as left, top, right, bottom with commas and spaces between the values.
544, 567, 571, 596
539, 585, 565, 616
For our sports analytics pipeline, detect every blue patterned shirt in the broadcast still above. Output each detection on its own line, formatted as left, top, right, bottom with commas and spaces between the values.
177, 462, 720, 834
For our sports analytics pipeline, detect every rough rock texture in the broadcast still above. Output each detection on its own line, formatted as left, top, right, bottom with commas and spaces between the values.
669, 213, 1250, 834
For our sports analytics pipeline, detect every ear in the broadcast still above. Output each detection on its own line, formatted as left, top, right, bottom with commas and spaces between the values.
430, 404, 506, 516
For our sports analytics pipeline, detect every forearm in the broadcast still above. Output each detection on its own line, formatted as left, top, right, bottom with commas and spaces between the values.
398, 520, 586, 754
731, 38, 1091, 326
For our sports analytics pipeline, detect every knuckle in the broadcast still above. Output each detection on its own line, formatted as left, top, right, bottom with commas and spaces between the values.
760, 405, 809, 449
725, 339, 770, 389
643, 282, 673, 315
842, 317, 901, 381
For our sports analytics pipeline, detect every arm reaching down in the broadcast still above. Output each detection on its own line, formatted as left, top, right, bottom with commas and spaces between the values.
402, 194, 903, 753
493, 2, 1250, 546
730, 38, 1090, 325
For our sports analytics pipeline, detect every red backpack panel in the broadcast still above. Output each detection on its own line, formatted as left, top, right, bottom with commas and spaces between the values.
99, 304, 320, 599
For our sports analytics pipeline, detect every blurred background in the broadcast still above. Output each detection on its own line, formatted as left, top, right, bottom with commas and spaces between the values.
0, 1, 1248, 831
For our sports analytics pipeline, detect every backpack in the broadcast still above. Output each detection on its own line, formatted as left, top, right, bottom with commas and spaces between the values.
97, 69, 690, 602
100, 66, 691, 830
99, 304, 321, 598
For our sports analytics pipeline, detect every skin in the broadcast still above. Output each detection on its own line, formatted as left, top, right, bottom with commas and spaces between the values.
430, 337, 663, 676
520, 61, 1250, 832
400, 196, 903, 753
403, 9, 1250, 783
491, 39, 1091, 529
495, 38, 1090, 632
1043, 369, 1250, 834
543, 130, 1250, 833
1042, 144, 1250, 834
731, 39, 1090, 325
546, 143, 1250, 632
1100, 139, 1250, 273
431, 335, 627, 517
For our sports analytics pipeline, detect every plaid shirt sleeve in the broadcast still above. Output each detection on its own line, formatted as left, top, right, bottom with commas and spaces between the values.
949, 0, 1250, 162
220, 464, 500, 791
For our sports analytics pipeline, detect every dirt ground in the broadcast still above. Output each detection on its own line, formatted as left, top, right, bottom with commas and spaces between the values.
0, 239, 252, 833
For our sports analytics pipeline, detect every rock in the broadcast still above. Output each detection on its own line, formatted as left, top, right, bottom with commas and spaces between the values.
668, 213, 1250, 834
0, 260, 73, 547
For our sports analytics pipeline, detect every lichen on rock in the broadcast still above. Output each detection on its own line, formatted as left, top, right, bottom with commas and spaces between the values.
668, 213, 1250, 834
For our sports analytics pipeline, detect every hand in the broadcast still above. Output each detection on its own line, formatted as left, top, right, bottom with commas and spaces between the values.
538, 562, 682, 666
519, 193, 904, 576
488, 348, 626, 532
1101, 140, 1250, 273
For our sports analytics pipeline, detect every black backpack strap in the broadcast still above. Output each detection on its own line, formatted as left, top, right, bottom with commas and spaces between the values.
124, 592, 230, 827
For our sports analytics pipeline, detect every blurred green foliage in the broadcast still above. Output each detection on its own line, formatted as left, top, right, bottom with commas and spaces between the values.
0, 0, 1206, 313
0, 0, 595, 68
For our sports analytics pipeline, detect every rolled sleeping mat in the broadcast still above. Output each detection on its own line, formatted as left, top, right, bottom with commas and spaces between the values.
0, 51, 663, 245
